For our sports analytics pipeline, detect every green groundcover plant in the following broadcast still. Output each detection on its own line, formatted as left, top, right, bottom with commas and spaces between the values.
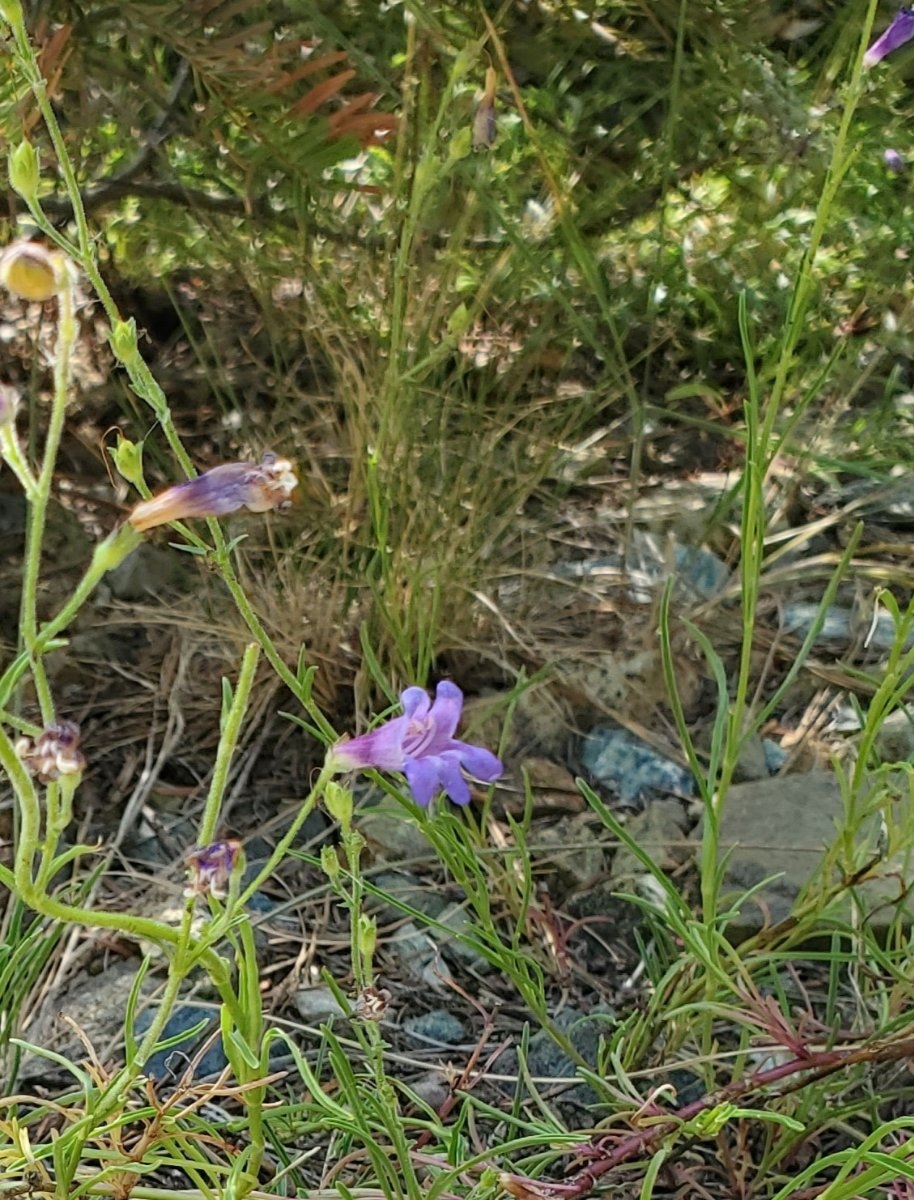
7, 2, 914, 1199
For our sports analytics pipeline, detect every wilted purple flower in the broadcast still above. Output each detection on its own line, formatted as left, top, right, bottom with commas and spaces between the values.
129, 452, 297, 532
865, 7, 914, 67
185, 839, 243, 899
327, 681, 503, 808
15, 721, 86, 783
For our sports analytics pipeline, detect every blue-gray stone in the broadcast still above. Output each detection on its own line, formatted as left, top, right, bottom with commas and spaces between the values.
762, 738, 788, 775
136, 1005, 227, 1081
402, 1010, 467, 1045
580, 723, 694, 804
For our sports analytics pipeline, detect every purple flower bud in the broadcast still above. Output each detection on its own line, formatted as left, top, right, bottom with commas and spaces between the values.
865, 7, 914, 67
885, 148, 906, 173
129, 452, 297, 532
327, 681, 503, 808
185, 839, 243, 899
15, 720, 86, 783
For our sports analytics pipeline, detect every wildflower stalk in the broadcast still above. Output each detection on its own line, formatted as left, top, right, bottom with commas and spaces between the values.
17, 257, 77, 722
0, 714, 228, 974
198, 642, 260, 846
1, 18, 336, 744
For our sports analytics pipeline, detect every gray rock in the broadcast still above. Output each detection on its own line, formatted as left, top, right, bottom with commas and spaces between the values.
556, 532, 729, 606
294, 986, 347, 1022
782, 603, 912, 652
714, 771, 914, 936
609, 800, 692, 891
359, 801, 436, 863
370, 871, 491, 974
402, 1010, 467, 1045
387, 921, 455, 989
580, 723, 694, 806
135, 1004, 226, 1081
732, 735, 788, 781
16, 964, 239, 1086
533, 814, 606, 894
875, 708, 914, 763
499, 1007, 615, 1110
406, 1071, 451, 1109
17, 961, 150, 1084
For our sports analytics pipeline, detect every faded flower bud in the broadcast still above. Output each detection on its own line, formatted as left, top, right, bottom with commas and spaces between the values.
8, 141, 39, 203
185, 839, 243, 900
16, 721, 86, 783
0, 240, 68, 302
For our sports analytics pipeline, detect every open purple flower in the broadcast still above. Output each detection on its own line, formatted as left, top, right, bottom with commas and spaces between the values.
328, 681, 503, 808
865, 7, 914, 67
129, 452, 297, 532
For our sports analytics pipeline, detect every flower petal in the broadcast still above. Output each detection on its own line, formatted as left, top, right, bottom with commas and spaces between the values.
453, 742, 503, 782
129, 455, 297, 532
329, 714, 410, 772
401, 687, 431, 720
426, 680, 463, 742
436, 753, 472, 806
404, 756, 442, 807
865, 7, 914, 67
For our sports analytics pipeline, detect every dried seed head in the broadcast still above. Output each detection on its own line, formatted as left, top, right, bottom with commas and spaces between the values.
16, 720, 87, 783
353, 986, 391, 1022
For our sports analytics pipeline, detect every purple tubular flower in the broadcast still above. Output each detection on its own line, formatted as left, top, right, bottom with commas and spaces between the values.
129, 452, 297, 532
328, 681, 503, 808
865, 7, 914, 67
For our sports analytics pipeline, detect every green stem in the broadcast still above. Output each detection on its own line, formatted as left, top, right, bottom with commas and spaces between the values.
237, 764, 334, 907
18, 267, 78, 721
198, 643, 260, 846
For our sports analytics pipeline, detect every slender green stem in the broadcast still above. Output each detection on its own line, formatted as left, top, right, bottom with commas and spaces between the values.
198, 643, 260, 846
237, 764, 333, 907
18, 267, 77, 721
